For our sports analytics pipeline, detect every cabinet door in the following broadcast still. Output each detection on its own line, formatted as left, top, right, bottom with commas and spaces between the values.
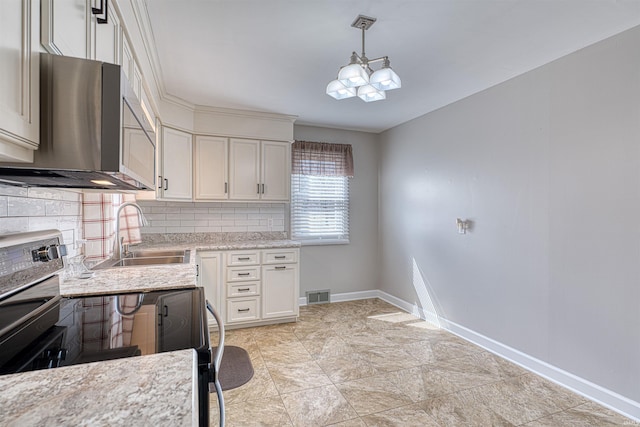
0, 0, 39, 162
262, 264, 299, 319
197, 252, 222, 328
91, 0, 120, 64
194, 136, 228, 200
41, 0, 90, 58
261, 141, 290, 201
161, 127, 193, 200
229, 139, 260, 200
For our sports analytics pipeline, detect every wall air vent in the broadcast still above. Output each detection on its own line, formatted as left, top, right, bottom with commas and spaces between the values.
306, 290, 330, 305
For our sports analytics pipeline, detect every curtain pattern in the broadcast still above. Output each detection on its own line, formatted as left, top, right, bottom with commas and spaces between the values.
82, 193, 141, 261
292, 141, 354, 177
82, 193, 115, 261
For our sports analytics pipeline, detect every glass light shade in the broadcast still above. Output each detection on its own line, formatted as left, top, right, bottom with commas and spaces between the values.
326, 79, 357, 100
337, 63, 369, 88
370, 67, 401, 91
357, 84, 386, 102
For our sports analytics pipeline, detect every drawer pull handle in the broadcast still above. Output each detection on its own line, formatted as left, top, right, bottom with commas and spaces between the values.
238, 257, 251, 261
238, 272, 251, 276
275, 266, 286, 270
238, 308, 250, 312
274, 256, 286, 259
238, 288, 251, 292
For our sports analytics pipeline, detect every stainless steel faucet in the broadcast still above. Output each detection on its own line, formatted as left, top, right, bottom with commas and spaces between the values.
113, 202, 149, 259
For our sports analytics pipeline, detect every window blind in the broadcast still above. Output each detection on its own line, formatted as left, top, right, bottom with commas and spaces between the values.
291, 140, 353, 243
291, 174, 350, 241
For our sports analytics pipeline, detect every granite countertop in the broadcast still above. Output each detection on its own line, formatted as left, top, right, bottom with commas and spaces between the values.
145, 239, 301, 252
0, 349, 198, 426
61, 238, 300, 297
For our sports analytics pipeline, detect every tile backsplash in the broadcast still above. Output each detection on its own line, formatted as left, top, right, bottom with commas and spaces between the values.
137, 200, 287, 234
0, 184, 83, 257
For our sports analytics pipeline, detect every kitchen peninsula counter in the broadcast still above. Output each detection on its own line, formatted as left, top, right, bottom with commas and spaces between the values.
0, 349, 198, 426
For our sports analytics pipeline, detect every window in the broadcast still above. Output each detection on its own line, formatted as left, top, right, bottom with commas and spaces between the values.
291, 141, 353, 244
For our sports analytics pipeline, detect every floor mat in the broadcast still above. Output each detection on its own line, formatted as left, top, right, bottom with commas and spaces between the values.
209, 345, 254, 392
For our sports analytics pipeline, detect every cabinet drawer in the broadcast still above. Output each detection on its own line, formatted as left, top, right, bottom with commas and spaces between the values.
227, 298, 260, 323
226, 251, 260, 266
227, 281, 260, 298
262, 249, 297, 264
227, 266, 260, 282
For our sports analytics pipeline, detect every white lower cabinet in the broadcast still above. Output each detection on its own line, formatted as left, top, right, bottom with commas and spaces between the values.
262, 264, 298, 319
196, 251, 221, 329
227, 298, 260, 323
197, 247, 299, 328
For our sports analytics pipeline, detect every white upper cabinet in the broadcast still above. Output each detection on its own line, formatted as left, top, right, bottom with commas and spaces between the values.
122, 34, 142, 99
41, 0, 90, 58
229, 139, 290, 201
0, 0, 39, 162
91, 0, 120, 64
229, 139, 261, 200
261, 141, 290, 201
194, 136, 228, 200
160, 127, 193, 200
42, 0, 121, 65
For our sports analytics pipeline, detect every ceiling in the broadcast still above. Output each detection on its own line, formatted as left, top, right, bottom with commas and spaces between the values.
144, 0, 640, 133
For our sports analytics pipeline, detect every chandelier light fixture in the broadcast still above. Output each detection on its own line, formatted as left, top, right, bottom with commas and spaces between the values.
326, 15, 401, 102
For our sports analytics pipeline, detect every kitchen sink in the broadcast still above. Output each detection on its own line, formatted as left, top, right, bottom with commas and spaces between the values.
129, 249, 188, 258
91, 250, 191, 270
111, 256, 186, 267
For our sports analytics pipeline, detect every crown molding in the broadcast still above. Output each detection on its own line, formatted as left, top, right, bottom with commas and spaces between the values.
193, 105, 297, 123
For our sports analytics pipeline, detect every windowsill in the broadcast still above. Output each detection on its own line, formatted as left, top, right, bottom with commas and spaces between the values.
296, 239, 350, 247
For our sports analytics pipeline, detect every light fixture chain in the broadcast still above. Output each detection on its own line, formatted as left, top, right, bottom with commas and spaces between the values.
361, 24, 366, 59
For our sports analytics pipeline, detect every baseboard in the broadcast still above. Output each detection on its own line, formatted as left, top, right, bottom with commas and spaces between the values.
299, 288, 640, 422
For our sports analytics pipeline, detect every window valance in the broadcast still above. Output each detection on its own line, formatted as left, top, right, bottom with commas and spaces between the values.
292, 141, 354, 177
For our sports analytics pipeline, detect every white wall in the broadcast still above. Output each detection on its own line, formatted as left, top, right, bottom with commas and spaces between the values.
294, 125, 379, 297
379, 25, 640, 411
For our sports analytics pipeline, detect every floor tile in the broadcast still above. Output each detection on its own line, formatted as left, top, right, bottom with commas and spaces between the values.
418, 388, 516, 427
325, 417, 367, 427
224, 396, 292, 426
299, 334, 354, 360
335, 374, 413, 416
280, 384, 359, 427
315, 352, 381, 383
351, 345, 422, 372
467, 373, 588, 425
361, 404, 440, 427
387, 365, 460, 402
259, 341, 314, 365
266, 359, 333, 394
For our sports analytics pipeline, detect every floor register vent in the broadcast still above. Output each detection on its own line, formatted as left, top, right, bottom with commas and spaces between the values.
306, 290, 330, 305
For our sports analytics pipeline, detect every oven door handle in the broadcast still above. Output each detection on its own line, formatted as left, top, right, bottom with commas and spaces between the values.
0, 294, 62, 338
205, 300, 225, 427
